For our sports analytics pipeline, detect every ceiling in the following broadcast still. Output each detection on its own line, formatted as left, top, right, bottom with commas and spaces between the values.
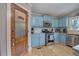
31, 3, 79, 17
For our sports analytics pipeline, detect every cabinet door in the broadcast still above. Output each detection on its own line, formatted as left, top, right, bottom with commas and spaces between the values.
54, 20, 58, 27
48, 16, 52, 22
52, 19, 54, 27
34, 16, 40, 27
43, 15, 52, 22
62, 17, 67, 27
40, 34, 45, 46
31, 16, 36, 27
43, 15, 48, 21
52, 19, 58, 27
54, 33, 59, 43
59, 34, 66, 44
31, 16, 43, 27
58, 20, 60, 27
59, 19, 63, 27
31, 34, 40, 47
59, 16, 68, 27
38, 16, 43, 27
62, 18, 65, 27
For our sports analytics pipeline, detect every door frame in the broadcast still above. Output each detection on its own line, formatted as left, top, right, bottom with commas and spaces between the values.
7, 3, 31, 56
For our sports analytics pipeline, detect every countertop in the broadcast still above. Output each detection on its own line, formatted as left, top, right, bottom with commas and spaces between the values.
67, 34, 79, 36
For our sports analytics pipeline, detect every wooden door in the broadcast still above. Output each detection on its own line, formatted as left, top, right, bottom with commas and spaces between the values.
11, 4, 28, 56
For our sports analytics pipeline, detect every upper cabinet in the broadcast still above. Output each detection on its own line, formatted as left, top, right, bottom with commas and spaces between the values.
43, 15, 52, 22
58, 16, 68, 27
52, 19, 58, 27
31, 16, 36, 27
31, 16, 43, 27
31, 15, 59, 28
37, 16, 43, 27
58, 19, 62, 27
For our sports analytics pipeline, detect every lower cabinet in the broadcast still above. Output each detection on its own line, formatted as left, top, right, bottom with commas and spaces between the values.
40, 34, 45, 46
31, 33, 66, 47
54, 33, 59, 43
31, 34, 40, 47
59, 33, 66, 44
54, 33, 66, 44
31, 34, 45, 47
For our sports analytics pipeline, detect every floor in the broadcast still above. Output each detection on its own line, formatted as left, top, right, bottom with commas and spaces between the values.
22, 44, 75, 56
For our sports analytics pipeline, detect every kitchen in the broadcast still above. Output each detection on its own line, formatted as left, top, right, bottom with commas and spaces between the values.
31, 14, 67, 47
30, 3, 79, 55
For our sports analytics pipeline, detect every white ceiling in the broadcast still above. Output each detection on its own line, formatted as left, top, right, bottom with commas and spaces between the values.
31, 3, 79, 17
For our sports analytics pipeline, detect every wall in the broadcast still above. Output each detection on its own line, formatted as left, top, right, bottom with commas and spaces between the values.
7, 3, 32, 56
0, 3, 7, 56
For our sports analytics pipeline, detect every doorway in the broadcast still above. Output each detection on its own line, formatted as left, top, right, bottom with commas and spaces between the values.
11, 4, 28, 56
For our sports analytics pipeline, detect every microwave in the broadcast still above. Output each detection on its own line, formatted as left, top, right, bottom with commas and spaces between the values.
43, 22, 51, 27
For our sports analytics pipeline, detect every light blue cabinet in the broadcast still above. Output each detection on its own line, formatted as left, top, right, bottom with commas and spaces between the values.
31, 16, 43, 27
40, 34, 45, 45
58, 19, 63, 27
31, 15, 57, 27
62, 16, 68, 27
36, 16, 43, 27
57, 16, 68, 44
62, 35, 66, 43
31, 16, 36, 27
31, 34, 45, 47
43, 15, 52, 23
48, 16, 52, 22
58, 34, 66, 44
54, 33, 66, 44
43, 15, 49, 22
52, 19, 58, 27
31, 34, 40, 47
38, 16, 43, 27
54, 33, 59, 43
58, 16, 68, 27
